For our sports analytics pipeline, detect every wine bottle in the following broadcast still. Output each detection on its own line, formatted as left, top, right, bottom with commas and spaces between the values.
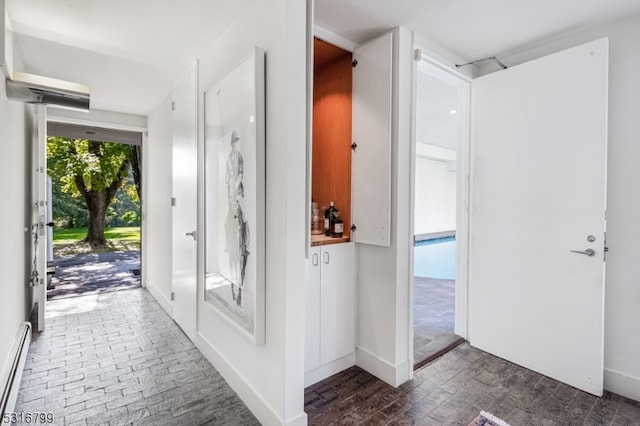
324, 201, 335, 236
331, 211, 343, 238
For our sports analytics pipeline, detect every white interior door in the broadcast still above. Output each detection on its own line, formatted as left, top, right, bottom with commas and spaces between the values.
469, 38, 608, 396
33, 105, 47, 332
351, 32, 392, 246
172, 64, 198, 341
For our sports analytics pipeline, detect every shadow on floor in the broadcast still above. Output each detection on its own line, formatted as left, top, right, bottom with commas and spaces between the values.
47, 250, 140, 300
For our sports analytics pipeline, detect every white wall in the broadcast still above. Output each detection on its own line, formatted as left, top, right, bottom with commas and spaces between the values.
475, 14, 640, 402
143, 94, 173, 313
355, 26, 414, 387
414, 156, 456, 235
187, 1, 307, 424
0, 60, 33, 384
47, 108, 146, 132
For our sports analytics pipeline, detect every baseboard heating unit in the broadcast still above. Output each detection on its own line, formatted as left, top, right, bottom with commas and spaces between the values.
0, 322, 31, 416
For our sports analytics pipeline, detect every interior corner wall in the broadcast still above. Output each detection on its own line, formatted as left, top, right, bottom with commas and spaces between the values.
477, 14, 640, 402
355, 26, 414, 387
194, 0, 308, 424
414, 157, 457, 235
144, 95, 174, 314
0, 66, 33, 381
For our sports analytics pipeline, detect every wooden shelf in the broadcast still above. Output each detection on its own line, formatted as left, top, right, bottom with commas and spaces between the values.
311, 234, 350, 247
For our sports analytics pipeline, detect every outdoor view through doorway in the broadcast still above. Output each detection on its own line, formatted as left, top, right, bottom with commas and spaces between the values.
413, 60, 465, 368
45, 122, 143, 305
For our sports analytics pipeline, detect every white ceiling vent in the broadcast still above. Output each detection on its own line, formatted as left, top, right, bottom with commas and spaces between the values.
6, 71, 90, 111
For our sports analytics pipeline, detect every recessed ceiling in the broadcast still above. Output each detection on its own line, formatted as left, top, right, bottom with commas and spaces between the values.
415, 63, 463, 150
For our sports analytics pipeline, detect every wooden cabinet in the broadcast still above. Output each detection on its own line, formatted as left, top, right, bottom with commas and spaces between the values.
304, 32, 393, 387
311, 34, 392, 247
312, 38, 353, 239
305, 243, 355, 386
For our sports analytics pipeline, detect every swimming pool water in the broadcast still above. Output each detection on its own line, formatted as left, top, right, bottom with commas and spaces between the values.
414, 237, 456, 280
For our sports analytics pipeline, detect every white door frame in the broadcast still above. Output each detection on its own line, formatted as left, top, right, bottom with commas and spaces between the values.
34, 105, 48, 332
409, 50, 471, 361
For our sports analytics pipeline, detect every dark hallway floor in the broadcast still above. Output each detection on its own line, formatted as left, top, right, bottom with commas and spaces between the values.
305, 343, 640, 425
16, 288, 258, 425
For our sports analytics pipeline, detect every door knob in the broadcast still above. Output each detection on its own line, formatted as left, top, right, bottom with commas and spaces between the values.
184, 231, 196, 240
569, 248, 595, 257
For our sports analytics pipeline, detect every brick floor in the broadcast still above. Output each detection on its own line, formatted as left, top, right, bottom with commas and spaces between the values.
15, 288, 259, 426
305, 343, 640, 425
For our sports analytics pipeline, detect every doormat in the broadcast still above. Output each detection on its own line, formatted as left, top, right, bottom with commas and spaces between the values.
468, 411, 511, 426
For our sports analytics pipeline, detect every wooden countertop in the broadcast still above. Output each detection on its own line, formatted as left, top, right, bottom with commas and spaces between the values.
311, 234, 350, 246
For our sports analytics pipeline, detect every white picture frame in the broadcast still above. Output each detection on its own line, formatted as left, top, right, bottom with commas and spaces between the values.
203, 48, 266, 344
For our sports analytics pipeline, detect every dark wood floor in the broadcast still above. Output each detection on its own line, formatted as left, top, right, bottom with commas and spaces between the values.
304, 343, 640, 425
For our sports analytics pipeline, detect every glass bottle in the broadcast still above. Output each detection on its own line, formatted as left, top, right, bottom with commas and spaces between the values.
331, 211, 344, 238
324, 202, 335, 236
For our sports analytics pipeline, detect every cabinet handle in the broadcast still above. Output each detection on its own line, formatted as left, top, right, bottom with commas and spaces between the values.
312, 253, 319, 266
323, 251, 330, 264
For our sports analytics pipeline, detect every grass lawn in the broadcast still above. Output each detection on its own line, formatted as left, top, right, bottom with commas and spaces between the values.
53, 226, 140, 257
53, 226, 140, 243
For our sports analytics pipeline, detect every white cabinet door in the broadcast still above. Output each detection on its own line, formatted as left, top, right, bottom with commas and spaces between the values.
305, 247, 321, 373
351, 33, 392, 246
320, 243, 355, 364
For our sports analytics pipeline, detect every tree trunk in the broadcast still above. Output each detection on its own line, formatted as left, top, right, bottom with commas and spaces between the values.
84, 191, 108, 247
130, 145, 142, 201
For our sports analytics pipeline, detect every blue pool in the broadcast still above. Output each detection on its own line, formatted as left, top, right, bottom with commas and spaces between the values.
414, 236, 456, 280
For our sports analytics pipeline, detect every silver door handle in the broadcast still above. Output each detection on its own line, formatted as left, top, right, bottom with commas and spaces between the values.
184, 231, 196, 240
570, 248, 595, 257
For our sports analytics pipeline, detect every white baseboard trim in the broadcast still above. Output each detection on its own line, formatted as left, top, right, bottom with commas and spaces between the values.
0, 322, 31, 415
145, 280, 172, 316
304, 353, 356, 387
355, 346, 410, 387
604, 368, 640, 402
196, 332, 288, 426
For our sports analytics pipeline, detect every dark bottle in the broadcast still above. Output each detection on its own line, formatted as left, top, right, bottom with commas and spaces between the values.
331, 211, 344, 238
324, 201, 336, 236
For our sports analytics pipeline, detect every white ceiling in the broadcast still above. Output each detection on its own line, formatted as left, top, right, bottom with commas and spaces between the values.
5, 0, 640, 117
415, 63, 462, 150
6, 0, 253, 116
315, 0, 640, 60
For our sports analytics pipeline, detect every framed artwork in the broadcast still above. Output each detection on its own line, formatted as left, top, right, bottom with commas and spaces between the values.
203, 48, 265, 344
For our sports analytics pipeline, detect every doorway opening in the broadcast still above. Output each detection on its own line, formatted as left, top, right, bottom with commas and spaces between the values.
412, 58, 468, 369
44, 122, 143, 311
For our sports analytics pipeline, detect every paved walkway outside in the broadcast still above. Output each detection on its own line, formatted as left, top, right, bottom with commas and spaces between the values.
17, 288, 259, 425
48, 251, 141, 300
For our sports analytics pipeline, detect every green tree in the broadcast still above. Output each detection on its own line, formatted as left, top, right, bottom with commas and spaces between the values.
47, 137, 132, 248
